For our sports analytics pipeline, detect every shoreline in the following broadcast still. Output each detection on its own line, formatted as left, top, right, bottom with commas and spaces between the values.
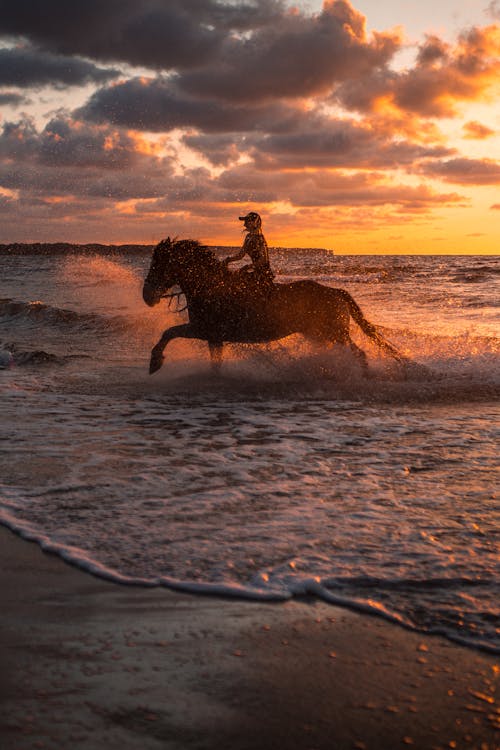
1, 526, 499, 749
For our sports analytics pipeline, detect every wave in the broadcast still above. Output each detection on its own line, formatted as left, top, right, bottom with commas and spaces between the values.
275, 261, 407, 283
0, 344, 91, 367
274, 253, 499, 287
0, 510, 497, 654
0, 297, 132, 334
279, 271, 396, 285
451, 265, 500, 284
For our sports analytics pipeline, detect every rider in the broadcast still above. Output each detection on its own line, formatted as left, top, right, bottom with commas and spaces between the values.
223, 212, 275, 293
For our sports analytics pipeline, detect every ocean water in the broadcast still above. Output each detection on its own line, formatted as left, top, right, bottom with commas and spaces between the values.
0, 248, 498, 652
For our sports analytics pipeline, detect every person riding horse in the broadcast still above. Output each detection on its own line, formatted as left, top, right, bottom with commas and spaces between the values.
143, 237, 411, 375
223, 212, 275, 295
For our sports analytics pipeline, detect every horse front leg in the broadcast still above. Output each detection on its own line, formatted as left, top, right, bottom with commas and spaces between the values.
208, 342, 224, 374
149, 323, 198, 374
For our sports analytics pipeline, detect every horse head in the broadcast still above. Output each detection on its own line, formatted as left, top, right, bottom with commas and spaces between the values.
143, 237, 214, 306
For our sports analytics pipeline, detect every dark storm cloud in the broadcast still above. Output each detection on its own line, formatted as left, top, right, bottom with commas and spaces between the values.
0, 1, 400, 102
0, 0, 285, 70
419, 157, 500, 185
0, 46, 120, 88
77, 76, 302, 133
176, 1, 401, 102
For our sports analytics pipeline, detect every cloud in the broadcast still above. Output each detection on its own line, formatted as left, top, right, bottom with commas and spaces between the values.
490, 203, 500, 209
0, 115, 179, 199
0, 115, 133, 168
0, 45, 120, 88
79, 77, 454, 173
77, 75, 306, 134
0, 113, 464, 223
0, 1, 401, 102
0, 90, 27, 106
419, 157, 500, 185
336, 25, 500, 118
210, 162, 464, 211
0, 0, 284, 71
180, 107, 454, 172
181, 134, 246, 167
176, 1, 401, 103
244, 123, 453, 170
462, 120, 496, 139
0, 1, 496, 244
487, 1, 500, 20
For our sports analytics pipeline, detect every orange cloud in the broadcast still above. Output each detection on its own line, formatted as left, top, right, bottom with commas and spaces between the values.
419, 157, 500, 185
336, 24, 500, 120
397, 26, 500, 116
127, 131, 166, 157
44, 195, 76, 204
462, 120, 496, 139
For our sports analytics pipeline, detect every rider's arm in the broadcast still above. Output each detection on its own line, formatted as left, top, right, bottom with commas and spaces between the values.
223, 248, 247, 265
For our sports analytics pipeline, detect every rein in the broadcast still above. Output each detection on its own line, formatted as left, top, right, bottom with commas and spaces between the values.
161, 290, 187, 313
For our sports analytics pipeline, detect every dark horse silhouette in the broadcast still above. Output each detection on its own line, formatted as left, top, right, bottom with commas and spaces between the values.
143, 237, 406, 375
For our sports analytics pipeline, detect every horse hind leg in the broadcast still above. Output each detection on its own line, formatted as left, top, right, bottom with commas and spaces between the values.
208, 342, 224, 373
349, 340, 370, 375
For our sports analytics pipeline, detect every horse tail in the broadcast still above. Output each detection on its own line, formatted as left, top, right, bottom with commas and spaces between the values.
341, 290, 405, 361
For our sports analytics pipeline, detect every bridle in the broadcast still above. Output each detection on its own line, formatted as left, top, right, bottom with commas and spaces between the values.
162, 289, 187, 312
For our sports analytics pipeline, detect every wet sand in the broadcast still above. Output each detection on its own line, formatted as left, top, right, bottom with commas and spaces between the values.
0, 526, 498, 750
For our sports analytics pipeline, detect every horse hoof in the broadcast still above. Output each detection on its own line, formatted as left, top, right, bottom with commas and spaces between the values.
149, 351, 164, 374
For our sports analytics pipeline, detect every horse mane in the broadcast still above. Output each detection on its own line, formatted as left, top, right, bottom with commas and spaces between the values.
158, 237, 221, 273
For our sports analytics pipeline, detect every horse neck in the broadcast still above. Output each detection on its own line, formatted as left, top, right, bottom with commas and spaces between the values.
176, 259, 222, 301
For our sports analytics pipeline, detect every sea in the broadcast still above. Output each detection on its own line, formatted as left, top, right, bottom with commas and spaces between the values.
0, 247, 498, 653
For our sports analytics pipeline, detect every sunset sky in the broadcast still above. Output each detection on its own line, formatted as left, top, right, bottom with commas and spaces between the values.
0, 0, 499, 253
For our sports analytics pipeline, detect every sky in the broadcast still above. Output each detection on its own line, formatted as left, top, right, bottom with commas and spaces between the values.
0, 0, 499, 253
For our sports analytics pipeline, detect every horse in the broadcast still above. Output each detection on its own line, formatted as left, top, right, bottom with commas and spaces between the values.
142, 237, 406, 375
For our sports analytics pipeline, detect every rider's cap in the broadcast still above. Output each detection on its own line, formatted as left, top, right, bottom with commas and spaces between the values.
239, 211, 261, 222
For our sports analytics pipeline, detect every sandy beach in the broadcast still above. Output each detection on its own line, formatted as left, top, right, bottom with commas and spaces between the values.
0, 526, 498, 750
